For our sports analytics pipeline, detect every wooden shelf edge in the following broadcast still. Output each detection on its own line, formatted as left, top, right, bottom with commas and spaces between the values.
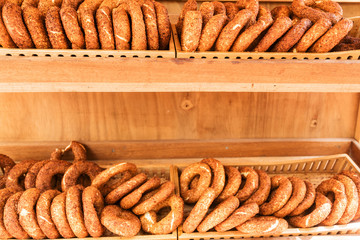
2, 57, 360, 92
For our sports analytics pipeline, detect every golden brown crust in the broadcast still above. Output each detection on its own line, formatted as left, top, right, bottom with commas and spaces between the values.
215, 202, 259, 232
4, 191, 29, 239
60, 6, 85, 49
113, 5, 131, 50
231, 6, 273, 52
288, 192, 332, 228
340, 170, 360, 221
201, 158, 225, 199
82, 186, 104, 237
216, 166, 242, 203
176, 0, 197, 39
128, 0, 147, 50
38, 0, 62, 16
236, 0, 259, 25
271, 5, 291, 19
224, 2, 238, 22
140, 195, 184, 234
96, 6, 115, 49
51, 192, 75, 238
316, 178, 347, 226
199, 2, 214, 28
101, 205, 141, 237
154, 1, 171, 50
236, 216, 288, 234
0, 6, 16, 48
45, 6, 69, 49
212, 1, 226, 15
197, 196, 239, 232
309, 18, 353, 53
142, 0, 159, 50
182, 188, 216, 233
0, 154, 16, 189
181, 10, 202, 52
289, 180, 316, 216
36, 189, 61, 239
215, 9, 253, 52
0, 188, 16, 239
132, 181, 175, 215
6, 160, 38, 191
180, 162, 212, 204
244, 169, 271, 205
18, 188, 46, 239
236, 166, 259, 202
66, 185, 88, 238
101, 170, 134, 196
36, 159, 72, 192
24, 160, 50, 189
259, 175, 292, 215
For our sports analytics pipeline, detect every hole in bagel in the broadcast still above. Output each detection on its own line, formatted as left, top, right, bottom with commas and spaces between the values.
76, 174, 91, 187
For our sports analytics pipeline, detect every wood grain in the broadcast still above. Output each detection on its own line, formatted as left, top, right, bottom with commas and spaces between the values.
0, 93, 357, 141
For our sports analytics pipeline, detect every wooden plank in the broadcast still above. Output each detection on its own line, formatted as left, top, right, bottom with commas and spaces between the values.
0, 93, 357, 141
1, 57, 360, 92
0, 139, 351, 161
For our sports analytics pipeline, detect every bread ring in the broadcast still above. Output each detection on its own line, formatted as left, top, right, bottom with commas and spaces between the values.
4, 191, 29, 239
340, 170, 360, 221
310, 18, 353, 53
78, 4, 101, 49
231, 6, 273, 52
96, 6, 115, 49
312, 0, 343, 24
244, 169, 271, 206
120, 176, 161, 209
140, 195, 184, 234
215, 202, 259, 232
142, 0, 159, 50
154, 1, 171, 50
24, 160, 51, 189
101, 170, 134, 196
271, 5, 291, 19
212, 1, 226, 15
60, 6, 85, 49
182, 188, 216, 233
236, 0, 259, 25
36, 160, 72, 192
66, 185, 88, 238
236, 216, 288, 234
289, 180, 316, 216
259, 176, 292, 215
82, 186, 104, 237
18, 188, 45, 239
22, 6, 51, 49
0, 2, 16, 48
127, 0, 147, 50
133, 181, 175, 215
6, 160, 38, 192
293, 17, 331, 52
92, 162, 138, 189
36, 189, 61, 239
50, 192, 75, 238
113, 5, 131, 50
197, 196, 239, 232
316, 178, 347, 226
198, 14, 227, 52
38, 0, 62, 16
61, 161, 102, 191
201, 158, 225, 198
215, 9, 253, 52
0, 154, 16, 189
45, 6, 69, 49
0, 188, 17, 239
63, 141, 87, 163
216, 166, 242, 203
180, 162, 212, 204
181, 10, 202, 52
224, 2, 238, 22
176, 0, 197, 39
272, 18, 312, 52
2, 1, 34, 48
105, 173, 147, 204
236, 166, 259, 202
333, 174, 358, 224
288, 192, 332, 228
62, 0, 84, 9
199, 2, 214, 28
274, 176, 306, 218
254, 16, 293, 52
101, 205, 141, 237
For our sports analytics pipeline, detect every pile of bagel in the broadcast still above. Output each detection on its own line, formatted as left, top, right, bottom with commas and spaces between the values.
180, 158, 360, 234
0, 0, 171, 50
177, 0, 360, 53
0, 141, 183, 239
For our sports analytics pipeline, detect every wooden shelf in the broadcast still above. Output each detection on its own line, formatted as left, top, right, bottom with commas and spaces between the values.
1, 56, 360, 92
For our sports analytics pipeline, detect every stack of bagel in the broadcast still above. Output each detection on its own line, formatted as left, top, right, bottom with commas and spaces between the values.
180, 158, 360, 234
0, 141, 183, 239
0, 0, 171, 50
177, 0, 359, 53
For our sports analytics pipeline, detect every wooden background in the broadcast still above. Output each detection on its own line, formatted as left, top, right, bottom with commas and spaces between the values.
0, 92, 358, 142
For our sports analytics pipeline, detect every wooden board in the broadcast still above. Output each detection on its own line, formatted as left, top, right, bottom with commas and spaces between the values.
0, 93, 358, 141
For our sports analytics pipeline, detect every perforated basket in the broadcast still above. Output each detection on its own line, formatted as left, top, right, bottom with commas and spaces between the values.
176, 154, 360, 240
173, 16, 360, 60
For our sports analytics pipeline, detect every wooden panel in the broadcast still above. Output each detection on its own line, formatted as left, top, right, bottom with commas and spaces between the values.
0, 93, 357, 141
0, 139, 352, 161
